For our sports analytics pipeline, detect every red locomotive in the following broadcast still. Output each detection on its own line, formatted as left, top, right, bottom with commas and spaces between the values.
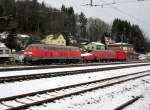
115, 51, 128, 61
81, 50, 127, 62
81, 53, 95, 62
93, 50, 116, 61
24, 44, 128, 64
24, 44, 81, 64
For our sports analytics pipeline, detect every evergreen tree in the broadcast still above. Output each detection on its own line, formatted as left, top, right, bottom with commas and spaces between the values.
0, 5, 3, 16
0, 0, 16, 16
62, 6, 76, 36
61, 5, 77, 45
78, 12, 87, 41
111, 18, 149, 53
5, 28, 17, 51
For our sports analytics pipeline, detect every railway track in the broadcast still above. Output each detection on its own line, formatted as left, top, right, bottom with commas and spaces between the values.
114, 95, 142, 110
0, 70, 150, 110
0, 63, 150, 83
0, 61, 147, 72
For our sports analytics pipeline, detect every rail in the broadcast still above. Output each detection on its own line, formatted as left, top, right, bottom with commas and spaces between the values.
0, 63, 150, 83
0, 70, 150, 110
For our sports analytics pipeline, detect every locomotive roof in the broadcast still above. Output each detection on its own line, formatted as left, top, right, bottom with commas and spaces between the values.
28, 44, 79, 49
91, 42, 105, 46
92, 50, 116, 53
0, 42, 10, 50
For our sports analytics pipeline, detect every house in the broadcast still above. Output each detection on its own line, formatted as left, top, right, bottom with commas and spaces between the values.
108, 43, 138, 60
108, 43, 134, 53
41, 34, 66, 46
85, 42, 105, 51
104, 36, 115, 45
68, 35, 77, 44
16, 34, 32, 48
0, 42, 13, 63
0, 42, 12, 56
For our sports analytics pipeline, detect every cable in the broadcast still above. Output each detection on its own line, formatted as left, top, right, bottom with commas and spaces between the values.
99, 0, 149, 25
100, 0, 139, 7
83, 0, 148, 7
112, 7, 142, 22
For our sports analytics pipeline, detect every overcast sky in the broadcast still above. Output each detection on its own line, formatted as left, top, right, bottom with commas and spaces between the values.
38, 0, 150, 39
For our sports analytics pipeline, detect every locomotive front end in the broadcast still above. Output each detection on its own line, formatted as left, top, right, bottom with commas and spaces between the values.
23, 45, 33, 63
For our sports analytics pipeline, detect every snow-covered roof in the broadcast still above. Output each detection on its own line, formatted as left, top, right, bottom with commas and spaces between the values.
91, 42, 104, 46
17, 34, 30, 38
81, 42, 88, 45
0, 42, 7, 48
0, 32, 8, 39
109, 43, 132, 46
0, 42, 10, 50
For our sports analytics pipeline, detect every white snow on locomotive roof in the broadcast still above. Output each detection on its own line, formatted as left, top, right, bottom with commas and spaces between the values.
81, 53, 92, 57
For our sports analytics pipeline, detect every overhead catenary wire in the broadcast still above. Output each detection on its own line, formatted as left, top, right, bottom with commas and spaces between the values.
112, 6, 144, 23
83, 0, 143, 24
98, 0, 150, 28
83, 0, 148, 7
111, 5, 150, 28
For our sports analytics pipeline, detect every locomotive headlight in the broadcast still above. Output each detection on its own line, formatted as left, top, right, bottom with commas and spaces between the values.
24, 52, 32, 56
28, 52, 32, 57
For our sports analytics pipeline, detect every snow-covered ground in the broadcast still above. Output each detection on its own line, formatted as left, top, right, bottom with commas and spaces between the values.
1, 63, 150, 110
0, 62, 150, 77
0, 65, 37, 69
0, 65, 150, 99
28, 75, 150, 110
124, 85, 150, 110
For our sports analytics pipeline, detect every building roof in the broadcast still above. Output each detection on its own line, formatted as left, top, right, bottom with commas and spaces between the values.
46, 34, 64, 40
17, 34, 30, 38
0, 42, 6, 48
108, 42, 133, 46
91, 42, 104, 46
0, 42, 10, 50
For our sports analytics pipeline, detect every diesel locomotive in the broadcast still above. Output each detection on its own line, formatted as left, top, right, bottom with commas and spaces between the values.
24, 44, 128, 64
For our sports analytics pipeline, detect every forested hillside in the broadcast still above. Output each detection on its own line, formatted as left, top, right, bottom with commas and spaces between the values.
0, 0, 149, 53
111, 19, 150, 53
0, 0, 109, 41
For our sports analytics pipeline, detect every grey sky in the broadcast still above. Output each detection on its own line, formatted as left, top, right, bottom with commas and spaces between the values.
38, 0, 150, 39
